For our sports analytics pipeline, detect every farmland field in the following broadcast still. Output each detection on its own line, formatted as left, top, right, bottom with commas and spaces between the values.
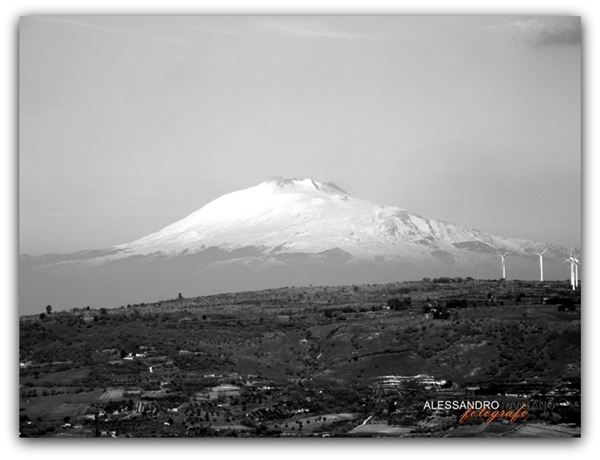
19, 278, 580, 437
351, 424, 413, 435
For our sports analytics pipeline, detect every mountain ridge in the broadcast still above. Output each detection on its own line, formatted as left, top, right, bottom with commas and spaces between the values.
108, 177, 568, 261
19, 177, 578, 313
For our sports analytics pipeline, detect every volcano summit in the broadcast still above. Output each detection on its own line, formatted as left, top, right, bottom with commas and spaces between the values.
20, 177, 575, 313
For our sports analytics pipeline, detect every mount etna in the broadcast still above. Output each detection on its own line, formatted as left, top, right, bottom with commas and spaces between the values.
19, 177, 575, 314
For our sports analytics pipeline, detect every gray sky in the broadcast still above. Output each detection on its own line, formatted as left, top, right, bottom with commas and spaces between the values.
19, 15, 581, 256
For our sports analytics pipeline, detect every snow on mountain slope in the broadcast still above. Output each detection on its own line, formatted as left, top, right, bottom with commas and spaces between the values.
19, 177, 577, 313
111, 177, 563, 261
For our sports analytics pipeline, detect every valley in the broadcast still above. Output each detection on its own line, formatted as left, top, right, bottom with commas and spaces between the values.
19, 278, 581, 438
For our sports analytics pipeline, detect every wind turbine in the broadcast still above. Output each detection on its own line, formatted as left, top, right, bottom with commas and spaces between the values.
535, 249, 547, 282
573, 253, 580, 288
496, 252, 508, 279
564, 249, 577, 290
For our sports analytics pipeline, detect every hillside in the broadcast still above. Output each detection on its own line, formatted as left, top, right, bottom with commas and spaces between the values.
19, 278, 581, 438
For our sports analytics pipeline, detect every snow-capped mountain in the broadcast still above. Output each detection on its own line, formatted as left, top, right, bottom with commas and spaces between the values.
19, 177, 576, 313
110, 176, 566, 262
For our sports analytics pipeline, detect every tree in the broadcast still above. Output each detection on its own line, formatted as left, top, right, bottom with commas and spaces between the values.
46, 305, 52, 315
432, 308, 450, 320
388, 298, 401, 309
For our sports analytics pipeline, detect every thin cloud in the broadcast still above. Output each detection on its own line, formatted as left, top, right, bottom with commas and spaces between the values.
29, 16, 368, 41
182, 23, 255, 39
255, 17, 367, 39
30, 16, 129, 34
27, 16, 190, 45
500, 17, 581, 47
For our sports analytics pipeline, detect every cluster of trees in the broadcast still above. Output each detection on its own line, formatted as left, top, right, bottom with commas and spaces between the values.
430, 308, 450, 320
445, 298, 468, 309
387, 297, 412, 310
423, 277, 474, 284
544, 296, 579, 311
